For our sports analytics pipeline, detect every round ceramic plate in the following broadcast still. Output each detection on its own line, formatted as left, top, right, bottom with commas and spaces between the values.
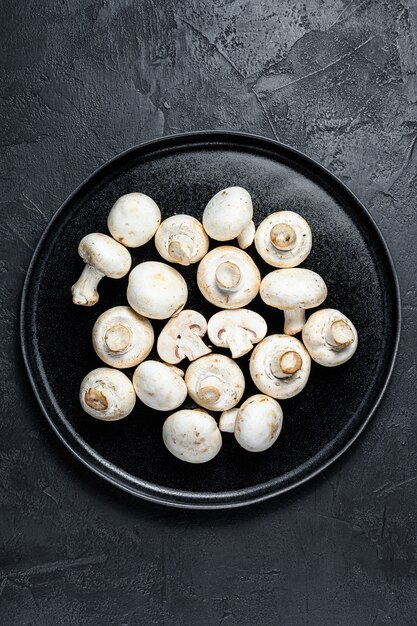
21, 131, 400, 509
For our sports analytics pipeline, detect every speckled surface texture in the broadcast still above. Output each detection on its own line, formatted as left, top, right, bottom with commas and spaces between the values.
1, 0, 416, 623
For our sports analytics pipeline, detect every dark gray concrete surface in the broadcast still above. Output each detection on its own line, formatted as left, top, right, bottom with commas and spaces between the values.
1, 1, 416, 624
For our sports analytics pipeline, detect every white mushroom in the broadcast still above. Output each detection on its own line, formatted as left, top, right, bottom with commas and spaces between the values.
237, 220, 256, 249
133, 361, 187, 411
302, 308, 358, 367
127, 261, 188, 320
207, 309, 267, 358
202, 186, 253, 241
255, 211, 312, 268
107, 192, 161, 247
249, 335, 311, 399
72, 233, 132, 306
155, 215, 209, 266
157, 310, 211, 364
162, 410, 222, 463
197, 246, 260, 309
185, 354, 245, 411
260, 268, 327, 335
219, 407, 239, 433
235, 395, 283, 452
79, 367, 136, 420
92, 306, 154, 369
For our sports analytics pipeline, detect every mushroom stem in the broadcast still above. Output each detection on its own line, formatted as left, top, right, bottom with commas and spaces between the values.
72, 265, 104, 306
283, 309, 306, 335
177, 328, 212, 361
280, 351, 302, 375
270, 223, 296, 250
104, 324, 133, 354
328, 319, 355, 348
84, 388, 109, 411
225, 326, 256, 359
197, 376, 222, 404
215, 262, 242, 290
271, 351, 302, 378
168, 237, 193, 266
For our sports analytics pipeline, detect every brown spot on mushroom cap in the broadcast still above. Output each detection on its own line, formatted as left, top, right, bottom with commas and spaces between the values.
270, 420, 279, 439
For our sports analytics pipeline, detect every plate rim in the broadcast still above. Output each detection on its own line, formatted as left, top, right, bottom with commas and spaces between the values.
20, 130, 402, 509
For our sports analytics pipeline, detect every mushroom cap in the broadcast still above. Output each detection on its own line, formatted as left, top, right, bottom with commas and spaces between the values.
249, 334, 311, 399
92, 306, 154, 369
255, 211, 312, 268
157, 309, 211, 364
155, 215, 209, 266
197, 246, 260, 309
260, 268, 327, 310
185, 354, 245, 411
78, 233, 132, 278
133, 361, 187, 411
127, 261, 188, 320
79, 367, 136, 420
235, 395, 283, 452
302, 308, 358, 367
207, 309, 267, 358
107, 193, 161, 248
203, 187, 253, 241
162, 410, 222, 463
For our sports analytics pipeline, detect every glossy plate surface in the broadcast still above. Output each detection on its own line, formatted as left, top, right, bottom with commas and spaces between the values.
21, 132, 400, 508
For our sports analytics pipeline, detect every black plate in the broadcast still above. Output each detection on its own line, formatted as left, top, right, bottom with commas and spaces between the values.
21, 131, 401, 509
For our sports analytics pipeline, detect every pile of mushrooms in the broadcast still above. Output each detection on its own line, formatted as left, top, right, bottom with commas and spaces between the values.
73, 188, 358, 464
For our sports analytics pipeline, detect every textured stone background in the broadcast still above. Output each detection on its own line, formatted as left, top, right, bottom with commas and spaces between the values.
1, 0, 417, 624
